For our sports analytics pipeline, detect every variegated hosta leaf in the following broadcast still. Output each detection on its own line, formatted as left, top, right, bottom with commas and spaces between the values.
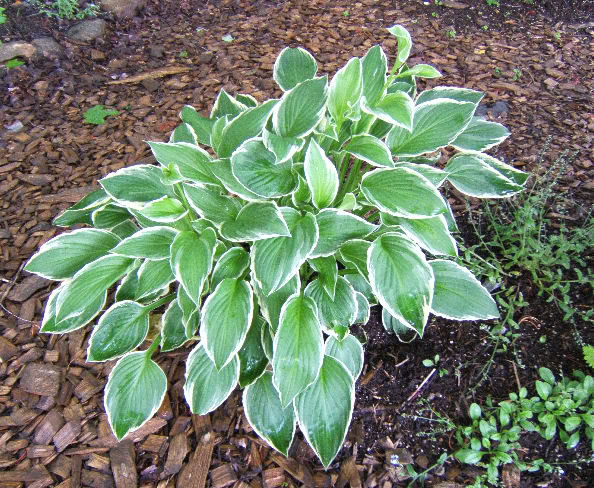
361, 44, 387, 106
244, 372, 296, 456
160, 299, 187, 352
386, 99, 476, 157
361, 92, 414, 132
53, 188, 110, 227
254, 275, 300, 333
304, 139, 339, 209
252, 209, 318, 296
182, 183, 241, 225
25, 228, 120, 280
272, 294, 323, 407
451, 117, 510, 152
231, 139, 298, 198
361, 167, 448, 219
344, 134, 393, 168
220, 201, 291, 242
430, 260, 499, 320
105, 351, 167, 440
368, 232, 434, 335
170, 122, 197, 144
325, 334, 364, 379
387, 25, 412, 66
273, 76, 329, 138
304, 277, 358, 336
201, 278, 253, 370
393, 162, 448, 188
328, 57, 362, 128
381, 213, 457, 257
444, 153, 524, 198
238, 315, 268, 387
210, 88, 247, 119
338, 239, 371, 281
415, 86, 484, 106
353, 291, 370, 324
137, 197, 187, 223
262, 128, 304, 164
179, 105, 215, 146
135, 259, 175, 300
147, 141, 217, 185
111, 227, 178, 260
273, 47, 318, 92
311, 209, 376, 258
308, 256, 338, 300
295, 355, 354, 469
184, 343, 239, 415
177, 285, 200, 339
170, 229, 215, 305
92, 204, 130, 229
382, 307, 417, 342
208, 158, 262, 201
345, 273, 375, 305
397, 63, 441, 79
211, 247, 250, 289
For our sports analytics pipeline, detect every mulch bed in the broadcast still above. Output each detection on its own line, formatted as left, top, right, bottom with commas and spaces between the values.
0, 0, 593, 487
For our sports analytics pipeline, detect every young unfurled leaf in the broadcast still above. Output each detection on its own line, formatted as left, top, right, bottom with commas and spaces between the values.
387, 25, 412, 66
160, 299, 187, 352
274, 47, 318, 91
304, 139, 339, 209
238, 315, 268, 387
328, 57, 362, 129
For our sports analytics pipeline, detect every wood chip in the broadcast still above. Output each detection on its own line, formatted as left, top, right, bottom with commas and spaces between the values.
86, 453, 111, 473
210, 464, 237, 488
110, 441, 137, 488
19, 362, 62, 397
139, 434, 167, 454
270, 454, 314, 486
162, 433, 189, 477
81, 469, 115, 488
6, 275, 49, 302
262, 467, 285, 488
336, 456, 361, 488
27, 444, 56, 458
176, 428, 215, 488
0, 336, 18, 361
53, 420, 81, 453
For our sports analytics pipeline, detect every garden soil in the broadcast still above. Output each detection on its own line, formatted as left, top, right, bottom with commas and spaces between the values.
0, 0, 593, 487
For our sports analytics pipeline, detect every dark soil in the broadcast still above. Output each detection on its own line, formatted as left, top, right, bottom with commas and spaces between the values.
0, 0, 593, 487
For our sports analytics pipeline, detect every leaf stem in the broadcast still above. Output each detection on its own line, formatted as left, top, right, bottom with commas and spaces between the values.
144, 293, 176, 313
145, 333, 161, 357
174, 183, 198, 221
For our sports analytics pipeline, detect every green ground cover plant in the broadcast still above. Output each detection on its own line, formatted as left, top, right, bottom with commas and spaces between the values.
29, 0, 99, 20
24, 25, 527, 467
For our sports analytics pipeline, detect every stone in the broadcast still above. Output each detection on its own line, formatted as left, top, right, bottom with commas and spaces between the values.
66, 19, 107, 42
149, 45, 165, 58
101, 0, 147, 19
31, 37, 64, 60
0, 41, 36, 63
491, 100, 510, 117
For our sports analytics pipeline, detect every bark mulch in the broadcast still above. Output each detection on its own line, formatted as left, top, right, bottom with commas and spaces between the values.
0, 0, 593, 487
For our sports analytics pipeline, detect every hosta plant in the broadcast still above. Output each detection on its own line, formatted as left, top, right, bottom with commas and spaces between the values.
25, 25, 527, 467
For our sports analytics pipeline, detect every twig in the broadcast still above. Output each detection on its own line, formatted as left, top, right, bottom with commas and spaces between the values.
511, 360, 522, 394
0, 263, 39, 324
406, 368, 437, 403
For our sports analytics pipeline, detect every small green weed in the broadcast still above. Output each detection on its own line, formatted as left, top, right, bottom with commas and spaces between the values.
584, 346, 594, 369
434, 0, 444, 5
512, 68, 522, 81
343, 10, 349, 17
485, 0, 499, 6
432, 11, 439, 18
4, 58, 25, 68
0, 6, 7, 24
30, 0, 99, 20
83, 105, 120, 125
482, 25, 489, 31
221, 34, 234, 43
179, 50, 189, 58
446, 29, 457, 39
553, 31, 562, 41
494, 67, 502, 77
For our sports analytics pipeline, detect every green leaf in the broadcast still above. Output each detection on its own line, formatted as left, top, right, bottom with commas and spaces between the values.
346, 273, 375, 305
430, 260, 498, 320
87, 301, 149, 362
273, 76, 328, 138
345, 135, 393, 168
272, 294, 323, 407
304, 139, 339, 209
451, 117, 510, 152
210, 115, 230, 154
100, 165, 175, 209
479, 153, 529, 186
41, 284, 107, 334
105, 351, 167, 440
416, 86, 484, 106
338, 239, 371, 281
220, 201, 291, 242
111, 227, 178, 260
92, 204, 131, 229
182, 182, 241, 225
25, 229, 120, 280
311, 209, 376, 258
84, 105, 119, 125
304, 277, 358, 335
273, 47, 318, 92
328, 57, 362, 128
583, 346, 594, 369
137, 197, 187, 223
262, 129, 305, 164
381, 308, 416, 342
308, 256, 338, 300
254, 275, 300, 333
217, 99, 279, 158
244, 372, 296, 455
368, 232, 433, 335
179, 105, 215, 146
361, 167, 448, 219
170, 230, 215, 305
201, 279, 253, 369
170, 122, 198, 144
252, 209, 318, 295
538, 367, 555, 385
564, 416, 582, 432
361, 45, 387, 106
536, 381, 552, 400
53, 188, 111, 227
387, 25, 411, 66
238, 316, 268, 387
353, 292, 370, 324
209, 158, 263, 201
231, 139, 297, 198
469, 403, 482, 420
381, 213, 457, 257
397, 64, 441, 79
210, 89, 246, 119
445, 154, 524, 198
56, 255, 135, 322
361, 92, 414, 131
393, 162, 448, 187
295, 355, 354, 469
184, 343, 239, 415
455, 449, 485, 465
211, 247, 250, 289
387, 99, 476, 156
177, 285, 200, 339
147, 141, 218, 185
236, 93, 258, 107
261, 321, 274, 360
325, 334, 364, 379
135, 259, 175, 300
160, 299, 187, 352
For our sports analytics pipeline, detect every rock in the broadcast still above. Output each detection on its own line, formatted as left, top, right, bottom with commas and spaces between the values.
475, 104, 489, 117
33, 80, 49, 91
150, 45, 165, 58
502, 464, 521, 488
444, 0, 468, 8
491, 100, 510, 117
31, 37, 64, 60
141, 78, 159, 92
66, 19, 107, 42
101, 0, 147, 18
5, 121, 24, 132
0, 41, 36, 63
90, 49, 106, 61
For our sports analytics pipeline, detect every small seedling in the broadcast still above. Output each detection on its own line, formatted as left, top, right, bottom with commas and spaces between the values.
423, 354, 440, 368
343, 10, 349, 17
553, 31, 562, 41
482, 25, 489, 31
494, 67, 502, 77
432, 11, 439, 18
512, 68, 522, 81
83, 105, 120, 125
446, 29, 457, 39
222, 34, 234, 43
179, 50, 189, 58
4, 58, 24, 68
434, 0, 444, 5
0, 7, 7, 24
486, 0, 500, 6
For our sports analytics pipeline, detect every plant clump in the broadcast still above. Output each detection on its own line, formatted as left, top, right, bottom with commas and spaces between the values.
24, 25, 527, 468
